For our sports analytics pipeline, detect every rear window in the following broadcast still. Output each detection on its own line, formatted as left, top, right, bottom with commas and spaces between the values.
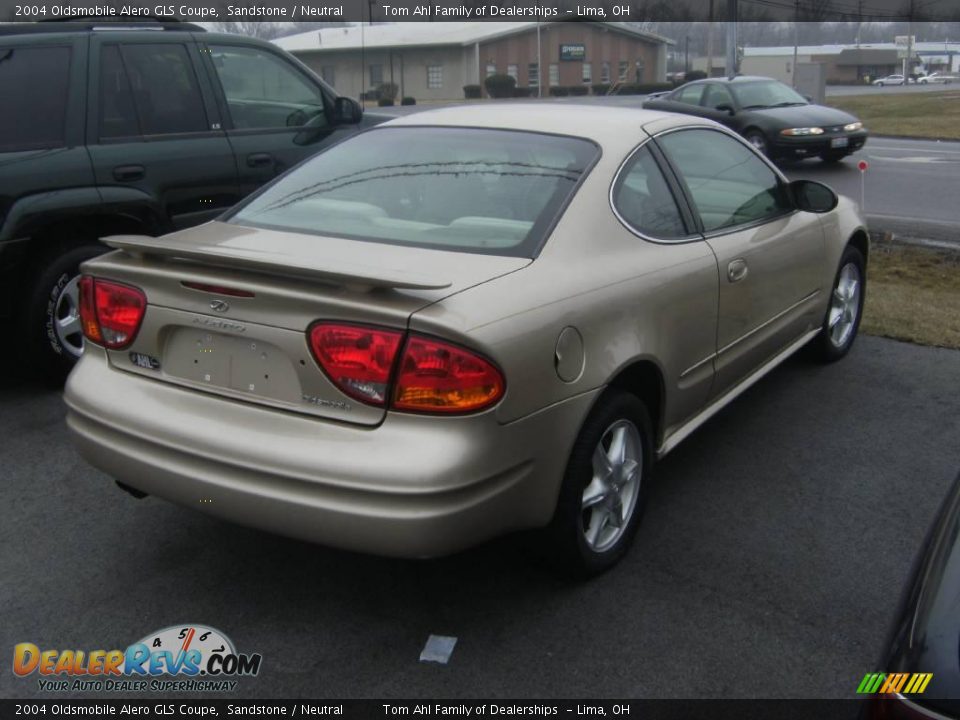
229, 127, 598, 257
0, 46, 71, 152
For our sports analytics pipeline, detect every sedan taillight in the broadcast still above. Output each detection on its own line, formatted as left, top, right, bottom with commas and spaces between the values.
307, 322, 505, 414
79, 276, 147, 350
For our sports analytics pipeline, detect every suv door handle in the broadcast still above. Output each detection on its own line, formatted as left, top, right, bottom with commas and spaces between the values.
112, 165, 144, 182
246, 153, 273, 168
727, 258, 749, 283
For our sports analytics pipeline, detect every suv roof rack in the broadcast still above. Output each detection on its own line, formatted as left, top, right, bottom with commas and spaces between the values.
0, 17, 205, 34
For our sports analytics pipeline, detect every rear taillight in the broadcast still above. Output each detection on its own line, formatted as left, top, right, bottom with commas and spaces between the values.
393, 336, 505, 414
307, 322, 505, 414
308, 323, 404, 405
79, 277, 147, 350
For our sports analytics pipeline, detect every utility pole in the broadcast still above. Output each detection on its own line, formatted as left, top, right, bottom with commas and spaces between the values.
685, 36, 690, 74
706, 0, 715, 78
536, 21, 542, 98
725, 0, 737, 78
792, 0, 799, 88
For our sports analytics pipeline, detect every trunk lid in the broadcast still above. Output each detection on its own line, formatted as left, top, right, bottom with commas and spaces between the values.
84, 221, 529, 426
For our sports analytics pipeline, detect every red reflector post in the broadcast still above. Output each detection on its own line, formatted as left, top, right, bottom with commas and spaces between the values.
394, 336, 505, 414
80, 277, 147, 349
308, 323, 403, 406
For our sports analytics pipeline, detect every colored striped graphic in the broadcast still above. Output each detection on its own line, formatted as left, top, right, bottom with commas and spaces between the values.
857, 672, 932, 694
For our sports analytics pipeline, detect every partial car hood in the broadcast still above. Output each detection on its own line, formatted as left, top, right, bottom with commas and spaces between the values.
751, 104, 859, 127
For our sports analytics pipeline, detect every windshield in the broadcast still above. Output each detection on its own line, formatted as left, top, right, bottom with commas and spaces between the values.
230, 127, 598, 258
730, 81, 808, 108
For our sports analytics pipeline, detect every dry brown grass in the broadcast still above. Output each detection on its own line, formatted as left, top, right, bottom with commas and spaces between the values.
862, 244, 960, 349
828, 90, 960, 139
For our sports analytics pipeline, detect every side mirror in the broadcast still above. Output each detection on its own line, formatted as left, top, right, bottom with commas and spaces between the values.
789, 179, 838, 213
715, 104, 735, 115
334, 96, 363, 125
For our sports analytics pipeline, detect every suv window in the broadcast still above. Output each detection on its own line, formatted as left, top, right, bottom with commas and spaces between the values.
658, 129, 792, 233
0, 46, 70, 152
100, 44, 209, 137
612, 146, 687, 239
208, 45, 327, 130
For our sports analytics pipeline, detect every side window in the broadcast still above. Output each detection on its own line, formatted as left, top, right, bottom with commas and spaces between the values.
658, 129, 792, 233
99, 45, 140, 139
0, 46, 70, 152
209, 44, 327, 130
119, 44, 209, 136
703, 84, 734, 110
675, 84, 705, 105
612, 145, 688, 239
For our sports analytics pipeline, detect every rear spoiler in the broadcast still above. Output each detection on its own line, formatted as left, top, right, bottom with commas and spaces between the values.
103, 235, 452, 291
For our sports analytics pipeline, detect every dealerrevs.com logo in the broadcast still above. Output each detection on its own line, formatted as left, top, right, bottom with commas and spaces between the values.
13, 624, 262, 693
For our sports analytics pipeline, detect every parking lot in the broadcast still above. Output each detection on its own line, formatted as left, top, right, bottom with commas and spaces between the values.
2, 333, 958, 699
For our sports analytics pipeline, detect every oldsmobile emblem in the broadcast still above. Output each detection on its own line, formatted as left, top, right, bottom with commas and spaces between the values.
210, 299, 230, 313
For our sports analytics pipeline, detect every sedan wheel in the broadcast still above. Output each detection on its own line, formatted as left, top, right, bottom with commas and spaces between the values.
581, 419, 643, 553
548, 391, 653, 576
817, 245, 866, 361
744, 130, 769, 156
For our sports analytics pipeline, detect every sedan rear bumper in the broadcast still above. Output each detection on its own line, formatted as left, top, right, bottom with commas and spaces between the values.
64, 349, 597, 558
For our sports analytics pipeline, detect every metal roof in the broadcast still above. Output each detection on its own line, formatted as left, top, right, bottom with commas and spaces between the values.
744, 42, 960, 58
274, 21, 673, 53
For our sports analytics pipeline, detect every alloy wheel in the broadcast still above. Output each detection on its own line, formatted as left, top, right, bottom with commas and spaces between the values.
827, 262, 862, 349
581, 419, 643, 553
54, 274, 85, 358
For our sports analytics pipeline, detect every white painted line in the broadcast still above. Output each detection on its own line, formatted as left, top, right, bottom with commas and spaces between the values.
419, 634, 457, 664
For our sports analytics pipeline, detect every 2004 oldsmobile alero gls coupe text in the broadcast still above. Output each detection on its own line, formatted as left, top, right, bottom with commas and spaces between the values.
65, 106, 868, 574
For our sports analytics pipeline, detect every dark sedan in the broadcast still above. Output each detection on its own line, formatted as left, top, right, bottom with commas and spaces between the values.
861, 471, 960, 719
643, 76, 868, 163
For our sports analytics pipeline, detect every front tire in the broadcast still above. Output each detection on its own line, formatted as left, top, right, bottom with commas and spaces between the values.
744, 130, 769, 157
21, 241, 108, 383
547, 391, 653, 576
816, 245, 866, 362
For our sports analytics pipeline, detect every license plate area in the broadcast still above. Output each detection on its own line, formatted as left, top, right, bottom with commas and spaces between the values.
163, 329, 302, 404
831, 137, 849, 148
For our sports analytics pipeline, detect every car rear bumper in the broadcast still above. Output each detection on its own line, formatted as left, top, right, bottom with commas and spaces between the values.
64, 348, 598, 558
773, 130, 868, 158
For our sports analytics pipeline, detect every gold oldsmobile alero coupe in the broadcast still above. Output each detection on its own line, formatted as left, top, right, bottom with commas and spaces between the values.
65, 105, 868, 574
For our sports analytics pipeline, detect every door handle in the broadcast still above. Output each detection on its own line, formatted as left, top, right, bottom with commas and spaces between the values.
112, 165, 144, 182
246, 153, 273, 168
727, 258, 749, 283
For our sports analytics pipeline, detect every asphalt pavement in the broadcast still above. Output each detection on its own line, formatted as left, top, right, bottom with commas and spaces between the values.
2, 335, 959, 699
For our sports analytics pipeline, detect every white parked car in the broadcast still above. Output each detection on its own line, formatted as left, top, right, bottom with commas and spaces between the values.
918, 72, 957, 84
873, 74, 905, 87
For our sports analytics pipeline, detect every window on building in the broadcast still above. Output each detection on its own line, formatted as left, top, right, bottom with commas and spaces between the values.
601, 62, 611, 83
549, 64, 559, 87
321, 66, 335, 87
0, 46, 71, 151
618, 61, 629, 81
635, 60, 645, 83
369, 64, 383, 86
114, 44, 208, 136
209, 44, 326, 130
507, 64, 518, 81
582, 62, 592, 83
427, 64, 443, 89
528, 63, 540, 88
486, 63, 496, 77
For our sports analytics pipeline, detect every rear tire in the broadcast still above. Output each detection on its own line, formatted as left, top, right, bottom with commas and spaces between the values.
546, 391, 653, 577
21, 241, 108, 384
816, 245, 866, 362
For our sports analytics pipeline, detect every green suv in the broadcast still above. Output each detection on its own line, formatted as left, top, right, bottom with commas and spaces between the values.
0, 19, 376, 381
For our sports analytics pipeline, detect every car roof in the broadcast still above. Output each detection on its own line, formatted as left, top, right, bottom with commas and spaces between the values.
382, 103, 713, 143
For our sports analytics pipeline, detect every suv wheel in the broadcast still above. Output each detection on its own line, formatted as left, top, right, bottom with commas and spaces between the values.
23, 242, 108, 383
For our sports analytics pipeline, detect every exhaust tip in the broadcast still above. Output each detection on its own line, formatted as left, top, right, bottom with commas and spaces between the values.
116, 481, 148, 499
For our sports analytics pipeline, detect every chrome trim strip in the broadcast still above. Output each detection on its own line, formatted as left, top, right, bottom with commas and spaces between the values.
679, 353, 717, 380
658, 327, 820, 458
717, 289, 821, 357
